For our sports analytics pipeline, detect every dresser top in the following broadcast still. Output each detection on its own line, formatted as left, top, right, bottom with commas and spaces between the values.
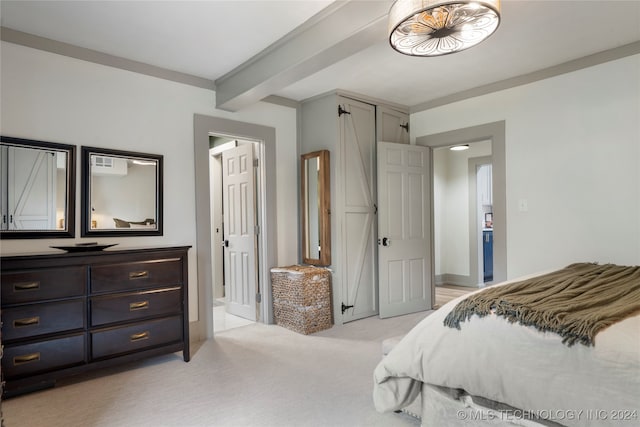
1, 245, 191, 262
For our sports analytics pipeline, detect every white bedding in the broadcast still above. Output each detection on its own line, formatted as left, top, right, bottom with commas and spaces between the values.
373, 276, 640, 426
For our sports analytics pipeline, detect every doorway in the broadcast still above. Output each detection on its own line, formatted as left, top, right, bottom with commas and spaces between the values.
433, 141, 492, 288
194, 114, 278, 341
416, 120, 507, 302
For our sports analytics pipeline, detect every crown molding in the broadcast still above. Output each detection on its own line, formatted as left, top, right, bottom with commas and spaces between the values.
1, 27, 216, 91
410, 41, 640, 114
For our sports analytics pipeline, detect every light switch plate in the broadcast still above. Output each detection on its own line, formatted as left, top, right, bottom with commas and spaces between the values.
518, 199, 529, 212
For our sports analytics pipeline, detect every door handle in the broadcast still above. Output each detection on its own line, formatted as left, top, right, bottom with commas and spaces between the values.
380, 237, 390, 247
222, 240, 229, 247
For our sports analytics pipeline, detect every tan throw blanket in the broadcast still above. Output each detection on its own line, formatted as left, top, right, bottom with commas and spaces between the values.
443, 263, 640, 346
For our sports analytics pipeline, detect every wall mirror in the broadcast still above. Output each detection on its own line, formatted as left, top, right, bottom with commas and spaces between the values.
0, 136, 76, 239
81, 146, 162, 237
301, 150, 331, 266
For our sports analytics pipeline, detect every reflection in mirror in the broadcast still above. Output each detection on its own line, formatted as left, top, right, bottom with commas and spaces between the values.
301, 150, 330, 266
0, 136, 76, 239
306, 156, 320, 259
81, 147, 162, 237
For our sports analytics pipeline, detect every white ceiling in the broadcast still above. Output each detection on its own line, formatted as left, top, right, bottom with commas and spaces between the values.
2, 0, 639, 111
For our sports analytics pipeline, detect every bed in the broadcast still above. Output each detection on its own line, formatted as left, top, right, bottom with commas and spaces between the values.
373, 263, 640, 426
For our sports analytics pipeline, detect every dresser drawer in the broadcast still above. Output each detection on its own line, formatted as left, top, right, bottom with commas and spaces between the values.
2, 333, 86, 379
91, 316, 182, 360
91, 259, 182, 293
2, 299, 86, 341
91, 288, 182, 326
1, 267, 86, 304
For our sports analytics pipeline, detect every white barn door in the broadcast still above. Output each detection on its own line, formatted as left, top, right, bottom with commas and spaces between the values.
222, 144, 257, 321
338, 96, 378, 322
8, 147, 57, 230
377, 142, 431, 318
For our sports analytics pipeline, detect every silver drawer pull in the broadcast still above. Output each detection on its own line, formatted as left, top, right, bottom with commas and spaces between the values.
129, 301, 149, 311
130, 331, 150, 342
129, 271, 149, 280
14, 316, 40, 328
14, 352, 41, 366
14, 281, 40, 292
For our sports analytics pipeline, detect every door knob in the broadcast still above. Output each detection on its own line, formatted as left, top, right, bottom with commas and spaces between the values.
382, 237, 390, 247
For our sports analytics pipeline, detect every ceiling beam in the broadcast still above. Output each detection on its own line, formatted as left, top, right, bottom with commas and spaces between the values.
214, 1, 392, 112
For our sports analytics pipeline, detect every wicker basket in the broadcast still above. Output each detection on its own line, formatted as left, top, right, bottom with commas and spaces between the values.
271, 265, 333, 334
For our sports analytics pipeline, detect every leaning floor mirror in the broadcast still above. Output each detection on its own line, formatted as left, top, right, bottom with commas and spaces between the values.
301, 149, 331, 266
81, 146, 163, 237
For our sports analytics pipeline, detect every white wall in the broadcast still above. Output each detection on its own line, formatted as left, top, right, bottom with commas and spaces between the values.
0, 42, 299, 321
412, 54, 640, 278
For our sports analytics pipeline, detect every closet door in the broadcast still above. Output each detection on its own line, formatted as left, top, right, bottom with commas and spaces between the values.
7, 146, 57, 230
376, 105, 410, 145
338, 96, 378, 322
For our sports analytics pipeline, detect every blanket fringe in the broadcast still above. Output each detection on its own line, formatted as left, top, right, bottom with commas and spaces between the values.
443, 263, 640, 346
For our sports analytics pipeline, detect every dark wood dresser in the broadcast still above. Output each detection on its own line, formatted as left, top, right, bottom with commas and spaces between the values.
0, 246, 190, 397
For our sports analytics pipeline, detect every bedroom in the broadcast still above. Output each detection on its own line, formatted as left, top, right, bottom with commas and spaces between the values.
1, 1, 638, 426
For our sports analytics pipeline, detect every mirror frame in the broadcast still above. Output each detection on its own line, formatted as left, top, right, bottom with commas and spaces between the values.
0, 135, 76, 239
301, 149, 331, 266
81, 146, 163, 237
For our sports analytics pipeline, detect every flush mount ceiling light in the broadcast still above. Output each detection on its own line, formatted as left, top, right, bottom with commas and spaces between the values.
450, 144, 469, 151
388, 0, 501, 56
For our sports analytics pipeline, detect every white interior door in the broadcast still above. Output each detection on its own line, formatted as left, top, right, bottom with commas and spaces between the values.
222, 144, 257, 321
378, 141, 432, 318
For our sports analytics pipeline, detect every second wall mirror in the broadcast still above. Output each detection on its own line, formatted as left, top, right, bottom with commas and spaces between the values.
81, 146, 163, 237
301, 150, 330, 266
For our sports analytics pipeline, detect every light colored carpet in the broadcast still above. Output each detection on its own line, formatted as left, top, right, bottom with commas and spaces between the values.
213, 305, 255, 333
3, 311, 431, 427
